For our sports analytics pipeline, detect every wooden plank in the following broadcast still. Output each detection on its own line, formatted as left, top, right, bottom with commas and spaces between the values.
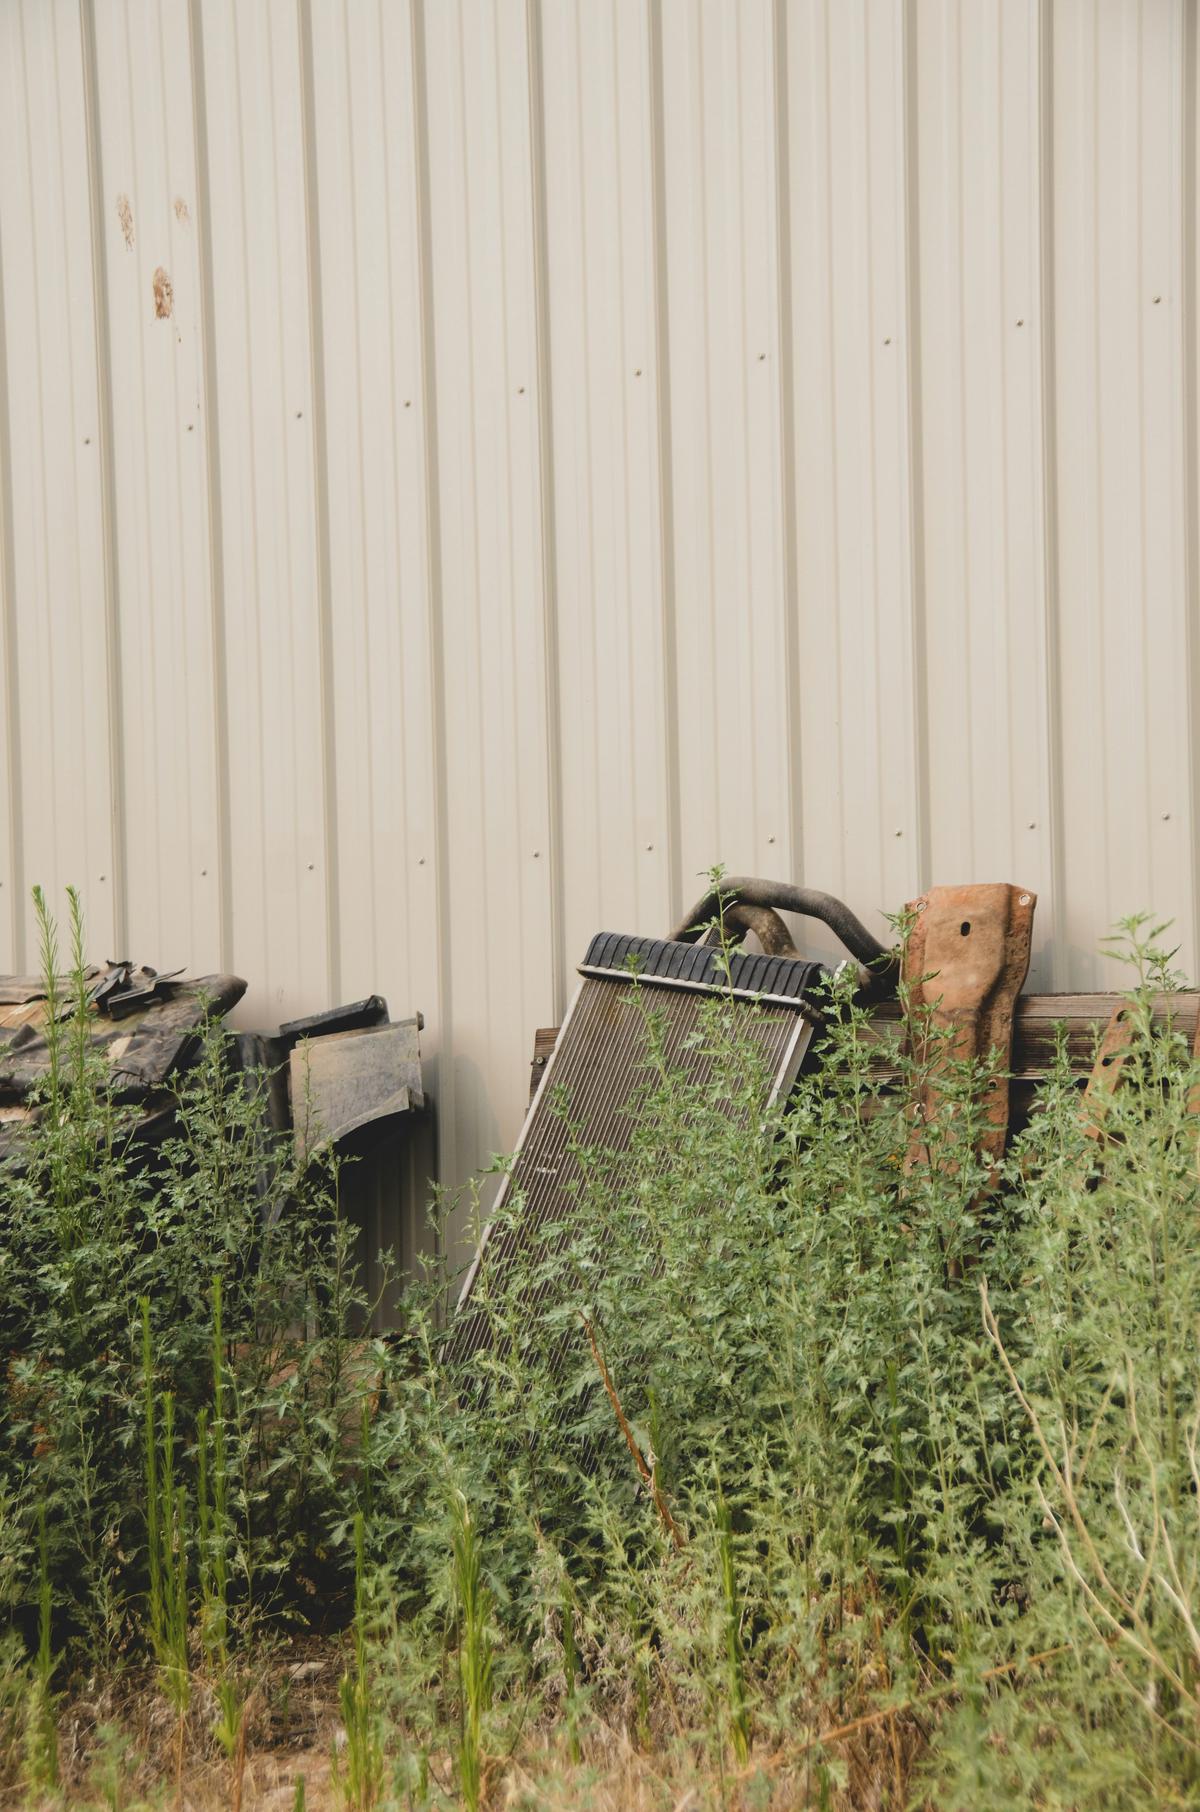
530, 991, 1200, 1095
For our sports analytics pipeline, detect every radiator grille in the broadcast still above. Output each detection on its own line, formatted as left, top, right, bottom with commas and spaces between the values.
446, 934, 821, 1369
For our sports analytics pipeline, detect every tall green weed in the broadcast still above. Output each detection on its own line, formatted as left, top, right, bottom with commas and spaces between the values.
7, 888, 1200, 1808
364, 915, 1200, 1807
0, 890, 375, 1771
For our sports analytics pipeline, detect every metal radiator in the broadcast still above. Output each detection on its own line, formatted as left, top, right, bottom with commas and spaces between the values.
446, 931, 823, 1368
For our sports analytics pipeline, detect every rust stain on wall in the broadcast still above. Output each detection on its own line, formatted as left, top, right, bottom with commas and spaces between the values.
152, 267, 174, 320
116, 194, 134, 248
173, 196, 190, 225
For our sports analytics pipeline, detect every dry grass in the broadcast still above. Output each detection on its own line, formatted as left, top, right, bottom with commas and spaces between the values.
473, 1707, 928, 1811
1, 1639, 344, 1812
2, 1649, 941, 1812
0, 1628, 940, 1812
13, 1751, 337, 1812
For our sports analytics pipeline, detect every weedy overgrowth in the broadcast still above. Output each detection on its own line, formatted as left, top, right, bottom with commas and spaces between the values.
6, 887, 1200, 1809
356, 908, 1200, 1808
0, 887, 376, 1797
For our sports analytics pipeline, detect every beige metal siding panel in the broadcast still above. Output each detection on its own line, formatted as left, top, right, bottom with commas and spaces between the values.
0, 0, 119, 959
3, 0, 1200, 1232
659, 0, 793, 892
306, 0, 441, 1031
422, 0, 555, 1202
89, 0, 222, 975
0, 231, 17, 970
197, 0, 330, 1026
1052, 0, 1193, 986
1190, 0, 1200, 973
540, 0, 674, 971
1136, 1, 1194, 977
914, 0, 1056, 982
785, 0, 920, 957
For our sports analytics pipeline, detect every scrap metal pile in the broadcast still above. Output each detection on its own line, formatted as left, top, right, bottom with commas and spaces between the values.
454, 878, 1200, 1348
0, 963, 422, 1167
4, 878, 1195, 1314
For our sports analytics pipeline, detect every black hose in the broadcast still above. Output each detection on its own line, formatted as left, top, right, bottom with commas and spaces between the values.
705, 902, 799, 958
669, 876, 897, 976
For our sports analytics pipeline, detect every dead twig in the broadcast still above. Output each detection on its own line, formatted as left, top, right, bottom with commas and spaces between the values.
980, 1279, 1135, 1620
232, 1707, 247, 1812
580, 1314, 686, 1552
982, 1277, 1200, 1711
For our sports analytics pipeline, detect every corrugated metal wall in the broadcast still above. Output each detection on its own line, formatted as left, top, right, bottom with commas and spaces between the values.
2, 0, 1199, 1238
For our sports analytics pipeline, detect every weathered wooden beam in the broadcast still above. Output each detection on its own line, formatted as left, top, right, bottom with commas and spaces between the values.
530, 992, 1200, 1102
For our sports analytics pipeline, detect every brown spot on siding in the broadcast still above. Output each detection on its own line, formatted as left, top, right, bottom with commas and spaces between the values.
116, 194, 134, 248
152, 267, 174, 320
173, 196, 190, 225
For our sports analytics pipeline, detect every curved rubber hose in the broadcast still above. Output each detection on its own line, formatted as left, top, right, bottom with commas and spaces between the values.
670, 876, 896, 973
702, 902, 799, 958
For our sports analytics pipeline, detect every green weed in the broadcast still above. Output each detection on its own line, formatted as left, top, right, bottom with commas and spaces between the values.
7, 884, 1200, 1809
23, 1500, 58, 1794
334, 1511, 382, 1811
449, 1487, 493, 1812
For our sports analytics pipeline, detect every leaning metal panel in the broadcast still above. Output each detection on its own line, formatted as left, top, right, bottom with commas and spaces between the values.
445, 934, 822, 1368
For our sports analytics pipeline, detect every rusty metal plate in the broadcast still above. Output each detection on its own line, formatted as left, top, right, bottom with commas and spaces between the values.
903, 883, 1036, 1171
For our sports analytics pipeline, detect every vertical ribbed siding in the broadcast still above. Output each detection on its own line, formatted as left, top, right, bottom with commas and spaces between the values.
304, 0, 440, 1026
1186, 0, 1200, 971
913, 0, 1056, 982
1052, 0, 1192, 988
647, 0, 683, 927
198, 0, 330, 1022
0, 112, 20, 972
660, 0, 792, 891
408, 0, 454, 1202
187, 0, 233, 978
79, 0, 129, 963
786, 0, 922, 965
86, 0, 219, 974
0, 0, 118, 959
1, 0, 1198, 1260
421, 0, 556, 1219
1036, 0, 1068, 989
540, 0, 674, 991
297, 0, 340, 1012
